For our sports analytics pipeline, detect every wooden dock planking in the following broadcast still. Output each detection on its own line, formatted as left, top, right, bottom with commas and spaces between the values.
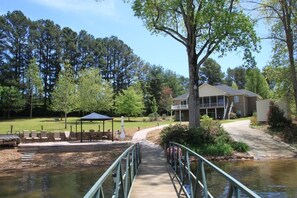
129, 141, 178, 198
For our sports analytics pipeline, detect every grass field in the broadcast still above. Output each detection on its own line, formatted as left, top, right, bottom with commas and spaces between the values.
0, 116, 250, 135
0, 117, 175, 134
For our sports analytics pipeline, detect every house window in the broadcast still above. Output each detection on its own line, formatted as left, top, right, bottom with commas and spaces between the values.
181, 100, 187, 105
218, 96, 224, 106
203, 97, 209, 107
210, 96, 217, 107
234, 96, 239, 103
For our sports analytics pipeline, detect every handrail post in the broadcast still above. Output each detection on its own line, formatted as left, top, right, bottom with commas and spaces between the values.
84, 143, 141, 198
166, 142, 260, 198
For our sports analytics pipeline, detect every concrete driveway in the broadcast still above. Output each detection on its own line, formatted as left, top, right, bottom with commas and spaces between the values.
222, 120, 297, 160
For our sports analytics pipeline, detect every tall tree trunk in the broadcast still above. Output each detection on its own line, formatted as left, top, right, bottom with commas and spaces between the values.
64, 112, 67, 129
30, 90, 33, 119
287, 41, 297, 113
282, 0, 297, 113
187, 45, 200, 128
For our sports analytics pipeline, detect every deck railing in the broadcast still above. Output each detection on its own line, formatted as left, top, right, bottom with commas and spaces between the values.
167, 142, 260, 198
84, 143, 141, 198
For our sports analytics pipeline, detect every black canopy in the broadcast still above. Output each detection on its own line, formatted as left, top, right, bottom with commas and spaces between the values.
80, 112, 114, 142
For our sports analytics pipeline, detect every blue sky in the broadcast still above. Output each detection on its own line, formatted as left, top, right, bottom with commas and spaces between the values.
1, 0, 272, 77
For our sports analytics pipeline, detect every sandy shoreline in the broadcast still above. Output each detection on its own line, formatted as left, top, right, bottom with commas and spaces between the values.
0, 147, 126, 176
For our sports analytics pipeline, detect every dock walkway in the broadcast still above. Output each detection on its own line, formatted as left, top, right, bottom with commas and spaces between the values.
130, 126, 178, 198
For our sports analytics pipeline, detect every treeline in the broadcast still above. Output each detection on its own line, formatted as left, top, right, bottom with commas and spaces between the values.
0, 10, 188, 118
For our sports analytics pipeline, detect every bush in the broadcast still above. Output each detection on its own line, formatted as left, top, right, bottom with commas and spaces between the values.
160, 115, 247, 156
267, 102, 291, 128
229, 112, 237, 119
160, 124, 189, 145
202, 143, 233, 156
231, 141, 249, 152
148, 112, 160, 121
250, 112, 259, 126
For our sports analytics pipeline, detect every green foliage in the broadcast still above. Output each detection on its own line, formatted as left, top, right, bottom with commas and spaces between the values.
150, 97, 158, 115
115, 86, 145, 119
77, 68, 113, 113
245, 68, 270, 99
25, 58, 43, 118
231, 141, 249, 152
201, 143, 233, 156
261, 0, 297, 113
231, 81, 238, 90
51, 62, 77, 128
148, 112, 160, 122
250, 112, 259, 126
0, 10, 188, 117
199, 58, 224, 85
160, 124, 190, 145
225, 66, 246, 89
159, 86, 173, 115
0, 85, 25, 118
201, 115, 227, 139
268, 102, 291, 128
160, 115, 243, 156
131, 0, 259, 128
0, 117, 174, 134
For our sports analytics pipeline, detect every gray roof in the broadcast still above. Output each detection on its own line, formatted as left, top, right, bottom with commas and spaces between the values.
173, 84, 260, 100
239, 89, 261, 98
214, 84, 242, 95
173, 93, 189, 100
80, 112, 113, 120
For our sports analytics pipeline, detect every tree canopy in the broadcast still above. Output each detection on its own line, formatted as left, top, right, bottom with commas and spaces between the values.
0, 10, 188, 118
199, 58, 224, 85
245, 68, 270, 99
260, 0, 297, 112
114, 85, 145, 120
131, 0, 259, 127
51, 62, 77, 128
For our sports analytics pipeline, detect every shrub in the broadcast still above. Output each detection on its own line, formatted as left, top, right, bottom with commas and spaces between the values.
160, 124, 189, 145
148, 112, 160, 121
231, 141, 249, 152
250, 112, 259, 126
267, 102, 291, 128
229, 112, 237, 119
160, 115, 246, 156
214, 132, 231, 144
188, 127, 213, 146
202, 143, 233, 156
201, 115, 226, 137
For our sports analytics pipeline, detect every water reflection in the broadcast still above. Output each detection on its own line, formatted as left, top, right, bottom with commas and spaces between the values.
1, 159, 296, 197
212, 159, 297, 198
0, 167, 107, 198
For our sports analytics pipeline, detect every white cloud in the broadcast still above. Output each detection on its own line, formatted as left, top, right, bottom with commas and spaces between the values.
29, 0, 117, 17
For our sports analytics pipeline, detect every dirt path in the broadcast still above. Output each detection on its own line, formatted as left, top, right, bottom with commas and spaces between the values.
222, 120, 297, 160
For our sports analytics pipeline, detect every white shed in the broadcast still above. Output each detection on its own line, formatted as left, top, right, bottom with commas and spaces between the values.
256, 99, 271, 122
256, 99, 289, 122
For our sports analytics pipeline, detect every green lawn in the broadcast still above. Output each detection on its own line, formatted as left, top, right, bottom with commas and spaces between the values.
0, 117, 174, 134
0, 116, 250, 134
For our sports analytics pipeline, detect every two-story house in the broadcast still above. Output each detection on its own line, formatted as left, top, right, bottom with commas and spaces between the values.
171, 83, 262, 121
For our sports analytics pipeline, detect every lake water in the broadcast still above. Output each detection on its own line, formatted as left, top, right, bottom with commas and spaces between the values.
209, 159, 297, 197
0, 167, 108, 198
0, 159, 296, 197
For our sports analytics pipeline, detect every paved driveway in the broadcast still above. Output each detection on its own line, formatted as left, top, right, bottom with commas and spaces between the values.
222, 120, 297, 160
